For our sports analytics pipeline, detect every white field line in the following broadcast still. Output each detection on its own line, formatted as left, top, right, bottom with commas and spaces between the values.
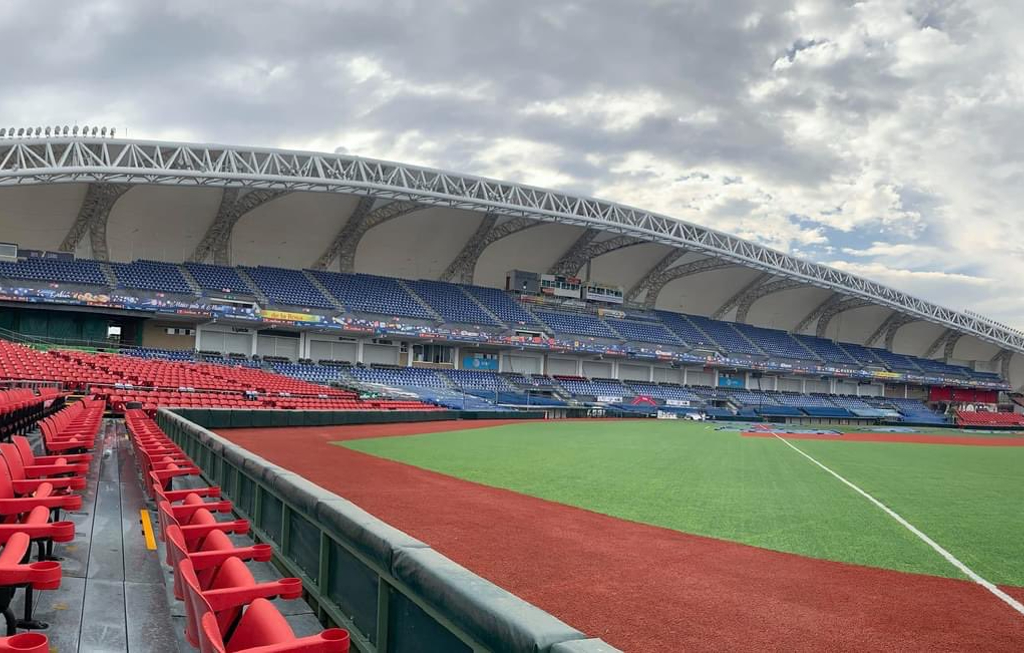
771, 432, 1024, 617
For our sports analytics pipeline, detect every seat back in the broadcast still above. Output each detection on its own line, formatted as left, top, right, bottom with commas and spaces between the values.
0, 444, 26, 482
179, 557, 255, 647
11, 436, 36, 466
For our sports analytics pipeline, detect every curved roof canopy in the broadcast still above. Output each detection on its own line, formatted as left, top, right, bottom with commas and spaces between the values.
0, 135, 1021, 355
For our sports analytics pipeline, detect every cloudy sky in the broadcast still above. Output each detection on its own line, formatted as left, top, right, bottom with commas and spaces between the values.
4, 1, 1022, 326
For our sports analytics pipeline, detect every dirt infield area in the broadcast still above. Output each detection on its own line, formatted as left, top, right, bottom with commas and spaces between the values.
220, 421, 1024, 652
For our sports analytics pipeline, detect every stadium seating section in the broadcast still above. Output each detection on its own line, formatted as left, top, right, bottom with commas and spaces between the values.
125, 410, 350, 652
310, 271, 434, 319
0, 257, 107, 286
240, 266, 334, 309
182, 261, 252, 295
534, 311, 618, 339
111, 260, 193, 294
403, 280, 497, 325
0, 256, 1000, 384
955, 410, 1024, 427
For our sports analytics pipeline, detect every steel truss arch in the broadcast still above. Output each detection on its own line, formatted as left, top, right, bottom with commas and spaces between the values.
816, 298, 875, 339
547, 231, 646, 277
59, 182, 130, 261
190, 188, 288, 264
2, 136, 1022, 354
639, 258, 734, 310
733, 278, 806, 324
439, 216, 542, 283
711, 273, 772, 321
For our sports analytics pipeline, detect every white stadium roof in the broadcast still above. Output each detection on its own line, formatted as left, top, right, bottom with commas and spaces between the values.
0, 135, 1020, 378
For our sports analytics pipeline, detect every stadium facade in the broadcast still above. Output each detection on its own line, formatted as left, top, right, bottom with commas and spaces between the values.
0, 134, 1021, 398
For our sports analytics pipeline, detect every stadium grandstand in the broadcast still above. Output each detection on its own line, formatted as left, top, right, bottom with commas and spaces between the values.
0, 133, 1023, 650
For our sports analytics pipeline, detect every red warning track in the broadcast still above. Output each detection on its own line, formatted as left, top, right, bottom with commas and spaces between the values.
220, 421, 1024, 652
742, 430, 1024, 446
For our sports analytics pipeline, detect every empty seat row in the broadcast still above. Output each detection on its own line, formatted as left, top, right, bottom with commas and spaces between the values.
0, 397, 106, 649
125, 411, 350, 652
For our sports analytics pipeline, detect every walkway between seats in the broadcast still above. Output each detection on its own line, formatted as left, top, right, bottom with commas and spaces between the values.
14, 419, 179, 652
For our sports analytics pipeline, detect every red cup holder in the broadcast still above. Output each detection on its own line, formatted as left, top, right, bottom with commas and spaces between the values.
321, 628, 350, 644
28, 560, 61, 590
252, 543, 273, 562
52, 520, 76, 542
4, 631, 48, 652
278, 577, 303, 600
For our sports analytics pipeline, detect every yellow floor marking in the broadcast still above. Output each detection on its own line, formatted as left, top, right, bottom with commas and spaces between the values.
140, 509, 157, 550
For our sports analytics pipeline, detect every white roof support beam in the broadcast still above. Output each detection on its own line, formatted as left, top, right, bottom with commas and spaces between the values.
3, 136, 1023, 354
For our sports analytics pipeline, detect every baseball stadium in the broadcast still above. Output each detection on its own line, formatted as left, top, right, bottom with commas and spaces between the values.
0, 133, 1021, 652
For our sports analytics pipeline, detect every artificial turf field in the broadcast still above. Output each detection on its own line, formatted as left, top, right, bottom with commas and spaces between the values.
341, 420, 1024, 587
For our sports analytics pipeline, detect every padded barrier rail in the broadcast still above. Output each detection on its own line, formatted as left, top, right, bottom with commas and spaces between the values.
156, 408, 617, 653
168, 408, 545, 429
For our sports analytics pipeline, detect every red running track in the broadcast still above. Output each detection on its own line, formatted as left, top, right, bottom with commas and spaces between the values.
221, 421, 1024, 652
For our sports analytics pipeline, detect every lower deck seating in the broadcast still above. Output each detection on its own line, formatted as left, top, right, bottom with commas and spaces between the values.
125, 410, 350, 652
955, 410, 1024, 427
0, 397, 107, 649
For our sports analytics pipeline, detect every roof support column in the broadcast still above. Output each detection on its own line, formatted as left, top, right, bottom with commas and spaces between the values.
438, 216, 541, 283
59, 183, 130, 261
190, 188, 288, 265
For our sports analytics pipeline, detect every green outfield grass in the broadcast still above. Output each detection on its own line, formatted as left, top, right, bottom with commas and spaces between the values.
341, 421, 1024, 586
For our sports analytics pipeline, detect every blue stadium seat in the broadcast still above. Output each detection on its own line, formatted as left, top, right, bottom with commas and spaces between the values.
347, 366, 447, 389
404, 280, 499, 325
110, 260, 193, 294
603, 318, 681, 345
534, 311, 618, 339
461, 285, 540, 326
0, 257, 107, 286
683, 315, 764, 355
792, 335, 859, 366
310, 271, 434, 319
731, 324, 815, 360
241, 266, 334, 309
183, 262, 252, 294
654, 311, 717, 348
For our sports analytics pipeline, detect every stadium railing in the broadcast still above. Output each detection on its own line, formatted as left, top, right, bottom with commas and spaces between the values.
155, 408, 617, 653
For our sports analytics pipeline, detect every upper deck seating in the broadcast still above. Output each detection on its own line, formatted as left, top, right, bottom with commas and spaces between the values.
731, 324, 815, 360
310, 271, 434, 319
603, 319, 681, 345
110, 260, 192, 294
461, 286, 540, 326
183, 262, 253, 295
404, 280, 499, 325
0, 258, 107, 286
534, 311, 618, 339
240, 266, 334, 309
683, 316, 763, 356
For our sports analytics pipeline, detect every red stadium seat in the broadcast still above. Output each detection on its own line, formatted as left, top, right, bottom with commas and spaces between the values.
199, 601, 349, 653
